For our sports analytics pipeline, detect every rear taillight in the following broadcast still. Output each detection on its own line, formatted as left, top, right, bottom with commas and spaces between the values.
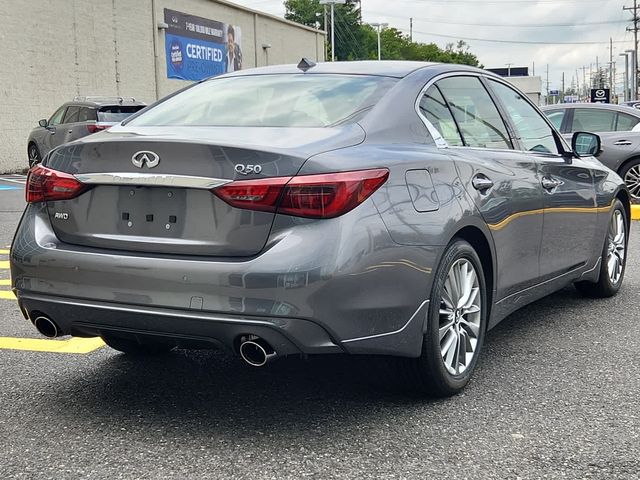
86, 124, 110, 134
213, 168, 389, 219
26, 165, 87, 203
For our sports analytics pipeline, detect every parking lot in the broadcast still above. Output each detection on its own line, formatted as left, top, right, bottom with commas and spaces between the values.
0, 175, 637, 479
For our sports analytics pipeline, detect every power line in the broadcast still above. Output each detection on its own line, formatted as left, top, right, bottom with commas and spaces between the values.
367, 11, 626, 28
407, 28, 633, 45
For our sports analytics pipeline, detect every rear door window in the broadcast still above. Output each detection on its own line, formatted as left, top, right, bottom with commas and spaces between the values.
616, 112, 640, 131
571, 108, 616, 132
436, 76, 512, 150
62, 106, 80, 124
419, 85, 464, 146
78, 107, 97, 122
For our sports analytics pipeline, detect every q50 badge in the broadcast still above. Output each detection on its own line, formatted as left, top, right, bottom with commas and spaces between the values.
235, 164, 262, 175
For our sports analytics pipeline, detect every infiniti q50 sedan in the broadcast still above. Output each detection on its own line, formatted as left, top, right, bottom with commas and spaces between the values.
10, 61, 629, 397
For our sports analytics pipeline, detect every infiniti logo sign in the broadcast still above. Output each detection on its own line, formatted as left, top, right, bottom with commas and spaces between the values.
132, 151, 160, 168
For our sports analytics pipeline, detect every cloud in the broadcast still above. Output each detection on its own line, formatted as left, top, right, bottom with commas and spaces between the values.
235, 0, 634, 94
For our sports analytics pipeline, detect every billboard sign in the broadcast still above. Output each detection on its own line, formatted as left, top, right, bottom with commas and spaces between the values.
549, 89, 560, 97
590, 88, 610, 104
164, 9, 242, 81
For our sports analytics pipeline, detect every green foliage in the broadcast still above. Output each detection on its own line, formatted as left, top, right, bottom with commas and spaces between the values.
284, 0, 481, 66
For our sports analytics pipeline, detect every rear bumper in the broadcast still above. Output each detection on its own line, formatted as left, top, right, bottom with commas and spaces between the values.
16, 292, 342, 356
11, 204, 439, 357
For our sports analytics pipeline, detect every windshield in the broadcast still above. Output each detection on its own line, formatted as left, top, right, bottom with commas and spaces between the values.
98, 106, 145, 123
126, 74, 397, 128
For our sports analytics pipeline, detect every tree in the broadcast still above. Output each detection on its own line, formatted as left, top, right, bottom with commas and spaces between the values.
284, 0, 481, 66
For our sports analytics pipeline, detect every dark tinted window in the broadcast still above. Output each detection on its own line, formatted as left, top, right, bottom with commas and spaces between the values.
63, 106, 80, 124
436, 76, 511, 150
572, 108, 616, 132
97, 105, 145, 122
48, 107, 66, 126
419, 85, 463, 146
616, 112, 640, 131
489, 80, 559, 154
78, 107, 97, 122
126, 75, 398, 127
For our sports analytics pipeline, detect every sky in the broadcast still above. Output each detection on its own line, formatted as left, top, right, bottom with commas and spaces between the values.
232, 0, 635, 95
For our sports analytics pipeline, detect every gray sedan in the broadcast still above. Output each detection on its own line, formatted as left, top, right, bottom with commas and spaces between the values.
542, 103, 640, 198
11, 62, 629, 397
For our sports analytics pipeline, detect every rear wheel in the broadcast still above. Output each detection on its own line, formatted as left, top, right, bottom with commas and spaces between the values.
101, 334, 174, 355
387, 239, 488, 397
575, 199, 627, 298
28, 143, 41, 168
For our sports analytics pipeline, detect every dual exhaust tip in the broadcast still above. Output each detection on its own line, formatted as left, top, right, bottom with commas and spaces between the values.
239, 336, 277, 367
31, 314, 278, 367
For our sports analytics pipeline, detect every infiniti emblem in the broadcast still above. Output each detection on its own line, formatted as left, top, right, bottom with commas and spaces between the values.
131, 151, 160, 168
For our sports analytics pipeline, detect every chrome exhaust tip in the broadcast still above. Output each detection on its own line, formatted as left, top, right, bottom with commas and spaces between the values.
239, 337, 277, 367
33, 315, 60, 338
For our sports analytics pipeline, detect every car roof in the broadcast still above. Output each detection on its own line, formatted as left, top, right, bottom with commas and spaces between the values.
541, 102, 640, 115
62, 98, 146, 108
222, 60, 453, 79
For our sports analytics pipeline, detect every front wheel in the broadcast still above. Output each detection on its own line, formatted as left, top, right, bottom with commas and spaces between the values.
620, 160, 640, 200
28, 143, 41, 168
390, 239, 488, 397
575, 199, 628, 298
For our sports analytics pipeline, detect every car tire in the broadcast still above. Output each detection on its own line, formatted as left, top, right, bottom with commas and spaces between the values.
575, 199, 628, 298
619, 160, 640, 200
101, 334, 175, 355
384, 239, 488, 397
28, 143, 41, 168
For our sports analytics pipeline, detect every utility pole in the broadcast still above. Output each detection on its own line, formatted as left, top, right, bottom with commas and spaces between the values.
410, 17, 413, 42
562, 72, 565, 103
532, 61, 535, 76
545, 64, 550, 105
320, 0, 346, 62
582, 66, 588, 100
624, 0, 639, 100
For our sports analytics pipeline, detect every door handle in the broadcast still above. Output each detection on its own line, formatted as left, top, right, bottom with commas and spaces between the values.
67, 129, 73, 134
472, 175, 494, 192
614, 140, 632, 146
541, 177, 562, 190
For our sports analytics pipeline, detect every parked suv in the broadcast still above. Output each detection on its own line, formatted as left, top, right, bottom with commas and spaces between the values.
27, 96, 146, 167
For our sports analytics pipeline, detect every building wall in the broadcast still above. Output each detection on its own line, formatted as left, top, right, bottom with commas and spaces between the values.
505, 76, 543, 106
0, 0, 324, 172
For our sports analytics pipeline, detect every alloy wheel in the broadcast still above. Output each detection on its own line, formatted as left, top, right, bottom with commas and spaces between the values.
623, 165, 640, 199
438, 258, 482, 376
28, 145, 40, 166
607, 210, 626, 285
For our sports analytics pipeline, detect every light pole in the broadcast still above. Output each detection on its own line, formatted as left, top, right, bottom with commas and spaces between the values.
620, 52, 630, 102
370, 22, 388, 61
627, 49, 638, 100
319, 0, 346, 62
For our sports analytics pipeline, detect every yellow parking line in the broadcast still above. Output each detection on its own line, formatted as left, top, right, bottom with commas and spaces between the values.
0, 261, 9, 269
0, 249, 9, 254
0, 336, 105, 354
632, 205, 640, 220
0, 290, 15, 300
0, 279, 10, 286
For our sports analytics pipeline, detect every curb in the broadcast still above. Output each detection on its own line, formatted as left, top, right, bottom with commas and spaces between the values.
632, 204, 640, 220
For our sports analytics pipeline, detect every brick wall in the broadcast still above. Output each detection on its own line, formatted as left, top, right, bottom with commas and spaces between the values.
0, 0, 324, 172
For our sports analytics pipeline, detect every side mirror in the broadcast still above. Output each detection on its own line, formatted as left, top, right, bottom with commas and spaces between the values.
38, 119, 48, 128
572, 131, 602, 157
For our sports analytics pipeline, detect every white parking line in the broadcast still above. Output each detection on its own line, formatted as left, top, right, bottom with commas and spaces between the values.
0, 176, 26, 185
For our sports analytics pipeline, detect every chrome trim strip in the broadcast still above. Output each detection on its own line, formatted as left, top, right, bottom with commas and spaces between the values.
74, 172, 232, 190
342, 300, 429, 344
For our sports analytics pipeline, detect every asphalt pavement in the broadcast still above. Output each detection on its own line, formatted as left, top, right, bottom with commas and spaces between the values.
0, 175, 639, 479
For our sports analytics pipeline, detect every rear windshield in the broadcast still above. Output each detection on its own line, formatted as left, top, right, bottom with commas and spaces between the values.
98, 105, 145, 123
125, 74, 397, 128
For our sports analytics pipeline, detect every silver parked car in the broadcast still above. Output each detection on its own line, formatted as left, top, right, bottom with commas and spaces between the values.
11, 62, 629, 396
27, 96, 146, 167
542, 102, 640, 198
